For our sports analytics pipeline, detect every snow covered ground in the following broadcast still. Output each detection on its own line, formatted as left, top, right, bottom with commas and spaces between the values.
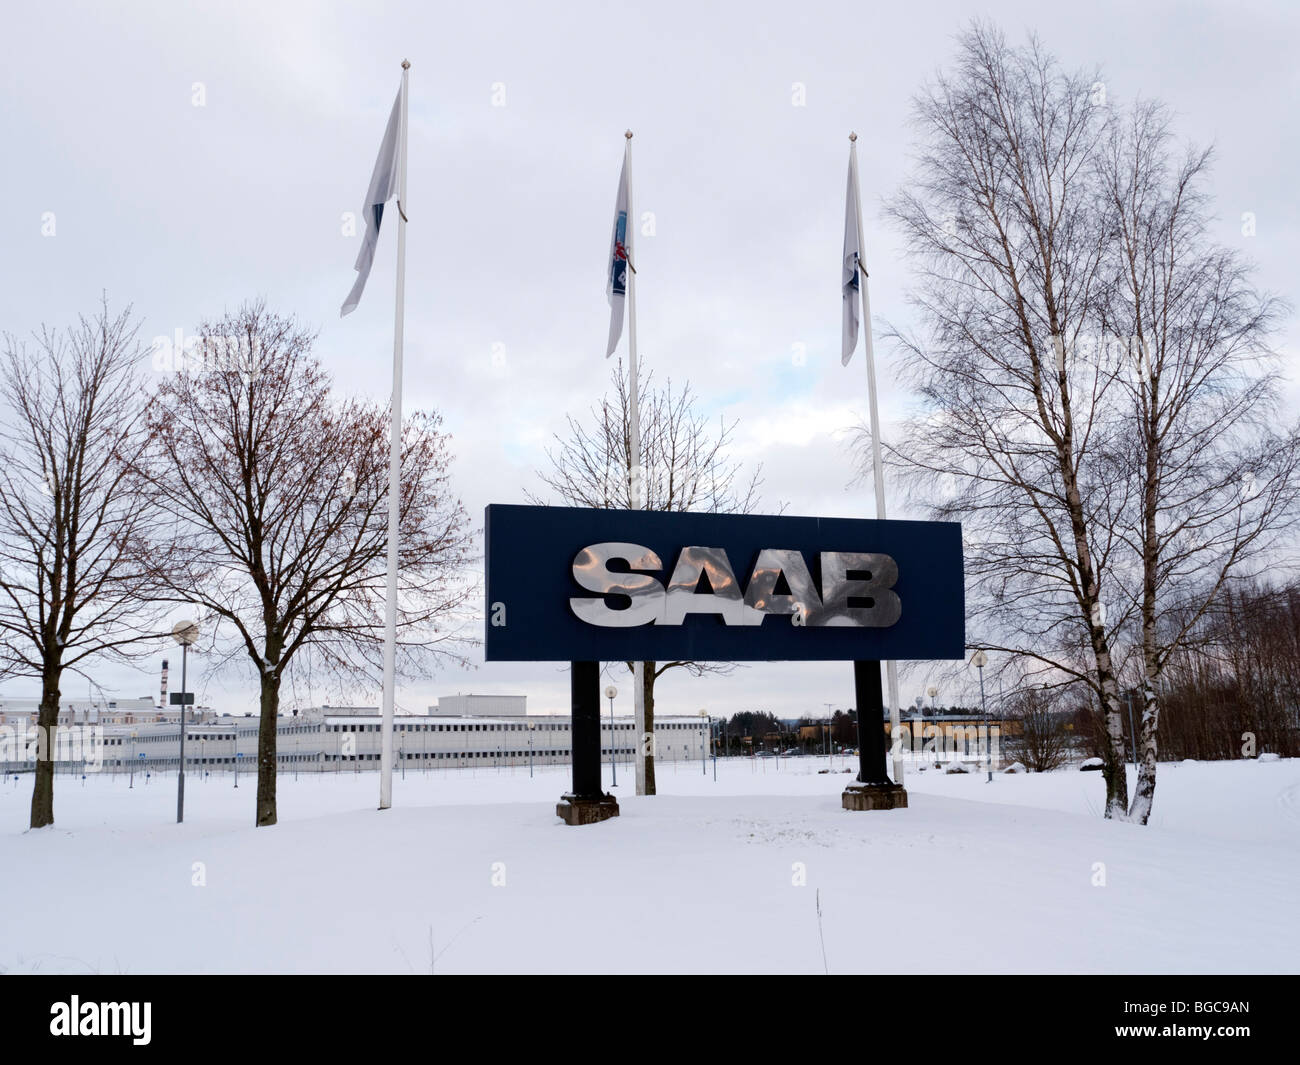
2, 755, 1297, 974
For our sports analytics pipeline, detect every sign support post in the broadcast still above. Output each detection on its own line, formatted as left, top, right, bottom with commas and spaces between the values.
843, 659, 908, 809
557, 661, 620, 825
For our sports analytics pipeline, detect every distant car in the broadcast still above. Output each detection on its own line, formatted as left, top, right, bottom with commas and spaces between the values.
782, 748, 801, 756
755, 750, 777, 758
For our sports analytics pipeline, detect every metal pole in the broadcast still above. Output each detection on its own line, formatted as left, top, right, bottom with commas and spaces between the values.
378, 59, 411, 812
608, 694, 616, 786
177, 642, 187, 823
849, 134, 902, 787
570, 662, 602, 800
928, 688, 938, 766
854, 660, 890, 785
978, 664, 991, 783
622, 131, 649, 798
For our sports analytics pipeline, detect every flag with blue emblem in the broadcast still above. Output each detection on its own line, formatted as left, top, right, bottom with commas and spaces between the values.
605, 143, 633, 357
341, 86, 403, 317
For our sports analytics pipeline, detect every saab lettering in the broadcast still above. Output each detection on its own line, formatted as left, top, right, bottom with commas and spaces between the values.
818, 551, 901, 628
744, 548, 822, 620
569, 543, 900, 628
663, 546, 763, 626
570, 542, 665, 627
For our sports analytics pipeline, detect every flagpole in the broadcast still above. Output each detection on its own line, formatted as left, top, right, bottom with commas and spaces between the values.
850, 132, 903, 785
378, 59, 410, 811
623, 130, 649, 797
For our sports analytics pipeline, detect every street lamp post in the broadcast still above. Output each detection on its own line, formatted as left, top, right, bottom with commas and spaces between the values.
971, 651, 991, 783
925, 691, 935, 764
171, 619, 199, 823
129, 731, 137, 789
604, 685, 618, 787
699, 710, 707, 776
912, 695, 924, 767
710, 714, 717, 781
927, 686, 938, 767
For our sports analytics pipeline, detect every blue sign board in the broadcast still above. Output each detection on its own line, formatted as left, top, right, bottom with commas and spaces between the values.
484, 505, 964, 662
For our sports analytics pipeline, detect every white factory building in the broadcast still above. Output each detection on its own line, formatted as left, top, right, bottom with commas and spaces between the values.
0, 696, 201, 727
0, 693, 712, 774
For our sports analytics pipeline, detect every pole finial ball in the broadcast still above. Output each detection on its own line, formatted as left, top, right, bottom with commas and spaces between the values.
401, 59, 411, 69
625, 129, 633, 139
849, 131, 857, 142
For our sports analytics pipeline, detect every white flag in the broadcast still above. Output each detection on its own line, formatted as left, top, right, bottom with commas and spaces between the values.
341, 87, 403, 317
605, 144, 633, 357
841, 148, 862, 365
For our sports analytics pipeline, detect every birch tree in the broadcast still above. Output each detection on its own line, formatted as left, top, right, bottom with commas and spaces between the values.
882, 23, 1300, 823
1096, 100, 1300, 822
883, 23, 1136, 816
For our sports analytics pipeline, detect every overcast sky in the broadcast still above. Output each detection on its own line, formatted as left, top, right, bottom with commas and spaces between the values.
1, 0, 1296, 719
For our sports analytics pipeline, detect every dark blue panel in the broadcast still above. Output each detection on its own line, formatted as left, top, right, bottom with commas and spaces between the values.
484, 504, 964, 662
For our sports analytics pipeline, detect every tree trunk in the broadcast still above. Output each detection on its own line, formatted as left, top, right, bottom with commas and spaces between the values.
255, 670, 281, 826
28, 664, 62, 829
1128, 430, 1162, 825
643, 660, 656, 796
1097, 674, 1130, 820
1063, 467, 1129, 819
1128, 676, 1160, 824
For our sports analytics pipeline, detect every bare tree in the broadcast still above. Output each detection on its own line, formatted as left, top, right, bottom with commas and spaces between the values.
528, 360, 773, 794
0, 300, 164, 828
1095, 100, 1300, 822
142, 302, 475, 826
881, 23, 1135, 817
1157, 580, 1300, 761
1003, 686, 1072, 772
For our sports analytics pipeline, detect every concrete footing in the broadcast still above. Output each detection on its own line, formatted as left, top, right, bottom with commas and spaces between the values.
842, 783, 909, 811
556, 794, 620, 825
